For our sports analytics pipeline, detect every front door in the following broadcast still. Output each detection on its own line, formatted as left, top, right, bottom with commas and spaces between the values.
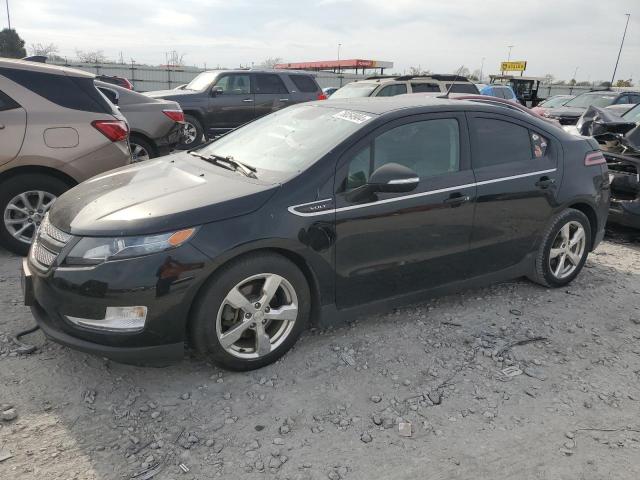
334, 113, 476, 308
207, 73, 255, 131
466, 112, 562, 276
0, 90, 26, 166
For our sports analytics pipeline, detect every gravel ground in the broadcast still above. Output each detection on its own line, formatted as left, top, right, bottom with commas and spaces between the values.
1, 230, 640, 480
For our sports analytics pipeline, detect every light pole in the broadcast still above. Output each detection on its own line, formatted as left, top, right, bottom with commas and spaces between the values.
480, 57, 485, 82
611, 13, 631, 86
507, 45, 514, 61
337, 43, 342, 74
5, 0, 11, 30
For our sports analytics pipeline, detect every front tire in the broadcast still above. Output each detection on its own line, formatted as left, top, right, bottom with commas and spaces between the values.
189, 253, 311, 371
0, 174, 71, 256
529, 208, 591, 288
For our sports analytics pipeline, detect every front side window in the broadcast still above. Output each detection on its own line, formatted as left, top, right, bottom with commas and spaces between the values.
214, 74, 251, 95
376, 84, 408, 97
472, 118, 534, 167
0, 90, 20, 111
255, 74, 288, 94
344, 119, 460, 191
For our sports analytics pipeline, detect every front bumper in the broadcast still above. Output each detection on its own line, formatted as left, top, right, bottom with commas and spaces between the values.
22, 242, 210, 366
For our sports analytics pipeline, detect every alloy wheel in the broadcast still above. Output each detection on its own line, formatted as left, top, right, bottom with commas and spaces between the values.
130, 143, 151, 162
216, 273, 298, 359
182, 122, 198, 145
3, 190, 56, 244
548, 220, 586, 280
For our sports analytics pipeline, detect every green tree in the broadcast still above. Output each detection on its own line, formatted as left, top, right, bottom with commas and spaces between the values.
0, 29, 27, 58
615, 79, 633, 87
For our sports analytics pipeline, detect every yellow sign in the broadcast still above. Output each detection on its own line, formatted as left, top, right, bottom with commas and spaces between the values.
501, 61, 527, 72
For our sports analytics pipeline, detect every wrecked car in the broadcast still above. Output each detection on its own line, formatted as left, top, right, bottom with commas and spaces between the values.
577, 105, 640, 228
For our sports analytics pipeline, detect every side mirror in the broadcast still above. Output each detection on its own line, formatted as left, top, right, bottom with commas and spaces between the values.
211, 86, 224, 97
368, 163, 419, 193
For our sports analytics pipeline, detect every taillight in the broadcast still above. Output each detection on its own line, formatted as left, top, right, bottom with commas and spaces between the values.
163, 109, 185, 123
317, 93, 328, 100
92, 120, 129, 142
585, 151, 606, 166
122, 79, 134, 90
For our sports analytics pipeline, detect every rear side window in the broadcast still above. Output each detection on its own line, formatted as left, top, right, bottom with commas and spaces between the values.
0, 68, 112, 113
446, 83, 479, 94
472, 118, 532, 167
502, 88, 515, 100
288, 75, 319, 93
255, 73, 289, 94
377, 84, 407, 97
0, 90, 20, 111
411, 83, 440, 93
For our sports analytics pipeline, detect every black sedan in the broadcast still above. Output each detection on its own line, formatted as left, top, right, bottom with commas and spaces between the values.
22, 96, 610, 371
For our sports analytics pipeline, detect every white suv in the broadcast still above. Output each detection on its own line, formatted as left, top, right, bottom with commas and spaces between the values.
330, 74, 479, 99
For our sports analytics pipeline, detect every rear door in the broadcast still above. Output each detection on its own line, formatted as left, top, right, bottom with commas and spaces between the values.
207, 73, 255, 130
466, 112, 562, 275
253, 73, 290, 118
334, 112, 476, 308
0, 90, 26, 165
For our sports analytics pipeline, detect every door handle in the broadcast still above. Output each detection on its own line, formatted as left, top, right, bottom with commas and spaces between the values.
242, 98, 254, 103
443, 193, 470, 206
279, 98, 289, 102
535, 176, 555, 189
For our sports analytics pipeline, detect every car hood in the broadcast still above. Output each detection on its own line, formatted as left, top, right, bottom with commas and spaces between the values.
49, 153, 279, 236
548, 106, 586, 118
144, 89, 200, 100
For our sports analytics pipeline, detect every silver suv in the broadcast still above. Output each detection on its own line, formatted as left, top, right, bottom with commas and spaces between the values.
330, 74, 480, 99
0, 58, 131, 255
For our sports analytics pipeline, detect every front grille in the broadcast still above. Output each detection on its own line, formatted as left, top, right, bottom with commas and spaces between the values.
29, 214, 72, 270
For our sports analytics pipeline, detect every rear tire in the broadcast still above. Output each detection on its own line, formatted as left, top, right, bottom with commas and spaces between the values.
0, 174, 71, 256
129, 135, 156, 162
177, 114, 204, 150
189, 252, 310, 371
528, 208, 591, 288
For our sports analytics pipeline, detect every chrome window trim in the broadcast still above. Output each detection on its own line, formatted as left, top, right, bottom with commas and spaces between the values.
288, 168, 557, 217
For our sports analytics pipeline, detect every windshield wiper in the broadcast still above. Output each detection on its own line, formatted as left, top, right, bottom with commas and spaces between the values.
189, 152, 257, 179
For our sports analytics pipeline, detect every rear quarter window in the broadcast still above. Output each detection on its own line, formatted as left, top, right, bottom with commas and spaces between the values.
0, 90, 21, 111
288, 75, 320, 93
447, 83, 479, 94
0, 68, 112, 113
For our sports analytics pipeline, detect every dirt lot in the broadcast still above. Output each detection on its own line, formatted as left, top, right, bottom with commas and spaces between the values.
1, 230, 640, 480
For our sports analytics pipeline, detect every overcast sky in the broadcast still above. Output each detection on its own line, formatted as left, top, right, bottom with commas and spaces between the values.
7, 0, 639, 82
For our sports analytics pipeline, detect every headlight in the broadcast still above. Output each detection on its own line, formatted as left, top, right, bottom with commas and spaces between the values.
65, 228, 197, 265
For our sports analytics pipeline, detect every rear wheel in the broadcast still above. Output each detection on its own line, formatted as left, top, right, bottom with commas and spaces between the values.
129, 135, 156, 162
177, 114, 204, 150
189, 253, 310, 371
529, 209, 591, 287
0, 174, 71, 255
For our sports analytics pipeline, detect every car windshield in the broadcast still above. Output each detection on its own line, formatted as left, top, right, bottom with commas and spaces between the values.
565, 93, 616, 109
199, 105, 376, 173
185, 72, 220, 91
622, 104, 640, 123
330, 82, 378, 99
540, 96, 572, 108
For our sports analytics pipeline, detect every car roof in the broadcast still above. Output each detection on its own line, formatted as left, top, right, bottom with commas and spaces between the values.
320, 95, 493, 115
0, 57, 94, 78
198, 68, 313, 76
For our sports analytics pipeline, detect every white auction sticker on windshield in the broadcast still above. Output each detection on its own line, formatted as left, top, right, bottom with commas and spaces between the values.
333, 110, 372, 124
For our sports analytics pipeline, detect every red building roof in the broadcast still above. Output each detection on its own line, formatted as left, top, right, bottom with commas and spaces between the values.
274, 59, 393, 70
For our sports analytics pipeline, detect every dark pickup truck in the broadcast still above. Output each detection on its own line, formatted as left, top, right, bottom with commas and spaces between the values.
146, 69, 326, 148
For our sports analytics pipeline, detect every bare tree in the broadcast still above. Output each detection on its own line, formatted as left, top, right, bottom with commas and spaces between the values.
408, 65, 431, 76
543, 74, 555, 85
256, 57, 283, 69
75, 49, 108, 63
29, 42, 59, 57
454, 65, 471, 78
166, 50, 186, 66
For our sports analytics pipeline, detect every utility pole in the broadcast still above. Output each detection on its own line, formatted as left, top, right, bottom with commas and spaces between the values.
337, 43, 342, 74
480, 57, 485, 82
611, 13, 631, 87
5, 0, 11, 30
